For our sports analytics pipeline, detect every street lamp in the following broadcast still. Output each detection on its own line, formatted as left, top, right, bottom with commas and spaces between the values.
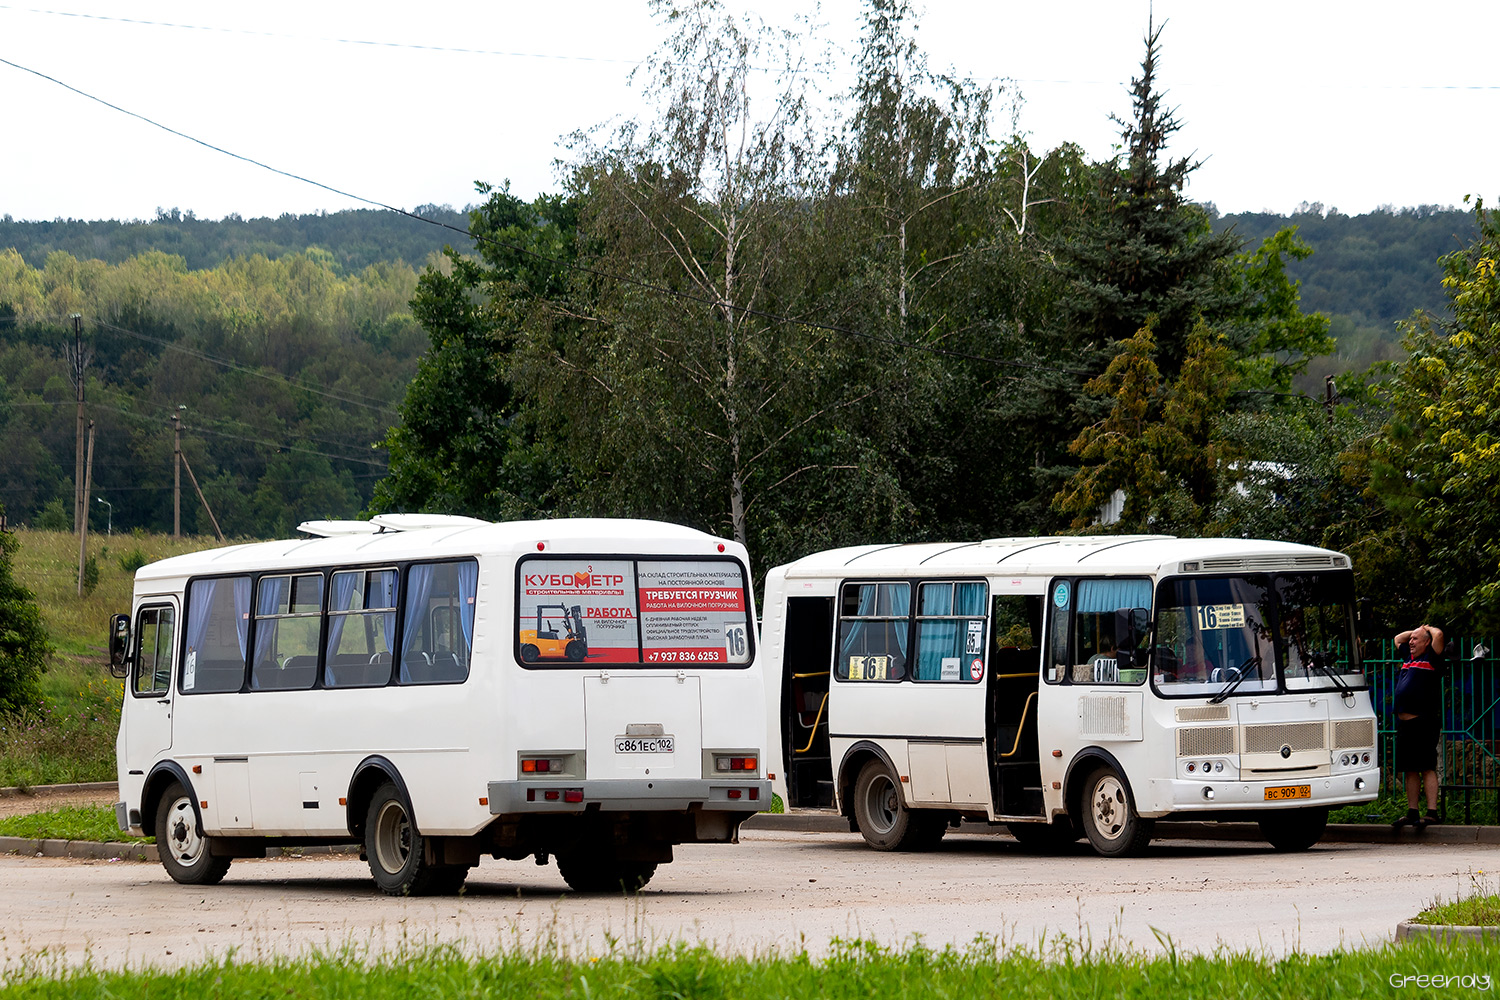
95, 496, 112, 536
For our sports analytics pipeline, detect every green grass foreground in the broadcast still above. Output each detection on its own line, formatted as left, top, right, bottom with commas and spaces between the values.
0, 805, 148, 844
2, 937, 1498, 999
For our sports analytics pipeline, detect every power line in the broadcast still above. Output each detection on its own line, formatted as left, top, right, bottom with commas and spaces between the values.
0, 6, 642, 65
0, 52, 1091, 380
91, 319, 399, 413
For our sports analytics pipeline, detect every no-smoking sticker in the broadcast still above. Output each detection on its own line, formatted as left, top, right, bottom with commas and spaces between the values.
970, 657, 984, 681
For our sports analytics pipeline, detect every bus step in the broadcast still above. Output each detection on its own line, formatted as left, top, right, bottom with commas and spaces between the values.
815, 780, 835, 808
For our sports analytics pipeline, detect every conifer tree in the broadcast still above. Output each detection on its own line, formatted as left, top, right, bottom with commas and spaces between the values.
0, 511, 49, 717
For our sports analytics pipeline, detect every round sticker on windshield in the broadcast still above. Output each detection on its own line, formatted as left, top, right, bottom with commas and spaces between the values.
1052, 581, 1070, 609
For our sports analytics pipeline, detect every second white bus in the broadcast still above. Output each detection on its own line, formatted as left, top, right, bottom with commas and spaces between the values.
761, 535, 1377, 856
110, 515, 769, 894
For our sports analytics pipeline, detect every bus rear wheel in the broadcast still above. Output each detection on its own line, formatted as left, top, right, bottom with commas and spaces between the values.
557, 852, 656, 893
852, 759, 946, 851
1079, 766, 1153, 857
1259, 806, 1328, 852
156, 781, 232, 885
364, 782, 463, 895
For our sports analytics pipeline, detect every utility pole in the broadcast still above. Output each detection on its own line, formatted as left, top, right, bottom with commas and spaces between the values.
77, 420, 94, 596
172, 408, 183, 538
1323, 375, 1338, 427
70, 314, 86, 538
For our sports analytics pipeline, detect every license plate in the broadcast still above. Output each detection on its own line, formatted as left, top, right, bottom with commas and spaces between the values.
1264, 784, 1311, 801
615, 736, 674, 754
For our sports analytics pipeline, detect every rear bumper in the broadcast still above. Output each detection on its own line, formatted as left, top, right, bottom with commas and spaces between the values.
487, 778, 772, 815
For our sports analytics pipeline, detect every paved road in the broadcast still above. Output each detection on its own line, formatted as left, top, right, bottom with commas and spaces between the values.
0, 830, 1490, 972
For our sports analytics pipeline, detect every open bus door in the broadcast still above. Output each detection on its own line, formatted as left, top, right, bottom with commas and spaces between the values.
986, 594, 1047, 818
780, 596, 835, 808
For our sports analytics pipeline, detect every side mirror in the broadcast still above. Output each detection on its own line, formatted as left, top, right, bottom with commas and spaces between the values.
108, 613, 130, 679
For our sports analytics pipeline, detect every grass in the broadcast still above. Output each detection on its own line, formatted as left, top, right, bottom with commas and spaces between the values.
0, 805, 148, 844
0, 936, 1497, 998
1, 530, 227, 787
1412, 871, 1500, 926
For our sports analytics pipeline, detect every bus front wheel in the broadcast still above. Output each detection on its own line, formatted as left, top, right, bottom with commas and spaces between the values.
365, 782, 464, 895
1258, 806, 1328, 852
1079, 766, 1153, 857
155, 781, 232, 886
852, 759, 946, 851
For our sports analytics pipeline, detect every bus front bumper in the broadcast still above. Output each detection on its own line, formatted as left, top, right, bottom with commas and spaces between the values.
487, 778, 773, 815
1149, 766, 1380, 814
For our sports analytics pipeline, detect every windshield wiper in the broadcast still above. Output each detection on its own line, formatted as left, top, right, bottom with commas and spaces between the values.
1306, 648, 1354, 698
1209, 655, 1262, 704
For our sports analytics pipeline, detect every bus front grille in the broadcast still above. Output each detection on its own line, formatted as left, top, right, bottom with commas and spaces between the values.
1178, 726, 1236, 756
1333, 719, 1376, 749
1243, 721, 1327, 754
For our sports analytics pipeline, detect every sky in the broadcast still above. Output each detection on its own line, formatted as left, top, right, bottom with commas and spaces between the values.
2, 0, 1496, 224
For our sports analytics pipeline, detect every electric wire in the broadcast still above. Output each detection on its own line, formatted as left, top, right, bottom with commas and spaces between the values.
0, 52, 1092, 379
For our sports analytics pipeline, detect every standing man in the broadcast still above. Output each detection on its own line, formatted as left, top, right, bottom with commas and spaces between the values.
1391, 624, 1447, 830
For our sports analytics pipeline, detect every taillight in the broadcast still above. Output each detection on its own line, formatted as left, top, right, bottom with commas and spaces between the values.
521, 757, 565, 774
714, 755, 758, 772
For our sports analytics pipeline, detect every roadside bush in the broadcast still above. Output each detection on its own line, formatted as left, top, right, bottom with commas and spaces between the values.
117, 547, 149, 574
0, 518, 50, 717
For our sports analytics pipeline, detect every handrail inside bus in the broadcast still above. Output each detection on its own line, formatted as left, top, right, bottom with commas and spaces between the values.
995, 672, 1037, 680
791, 671, 830, 680
795, 692, 830, 755
997, 691, 1037, 759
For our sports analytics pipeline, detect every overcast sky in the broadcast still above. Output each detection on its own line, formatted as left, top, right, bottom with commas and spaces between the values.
2, 0, 1496, 223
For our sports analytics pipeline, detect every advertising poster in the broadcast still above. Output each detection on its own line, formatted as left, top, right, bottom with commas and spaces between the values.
637, 560, 751, 664
518, 560, 639, 662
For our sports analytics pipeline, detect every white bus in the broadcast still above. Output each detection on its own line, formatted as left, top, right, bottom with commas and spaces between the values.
109, 515, 769, 894
761, 535, 1377, 857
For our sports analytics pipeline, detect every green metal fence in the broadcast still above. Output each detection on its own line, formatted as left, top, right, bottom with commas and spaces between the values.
1365, 637, 1500, 823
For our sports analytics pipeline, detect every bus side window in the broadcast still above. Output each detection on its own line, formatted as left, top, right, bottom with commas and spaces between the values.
1073, 579, 1152, 685
1046, 580, 1071, 683
183, 576, 251, 694
133, 605, 175, 697
400, 560, 477, 685
836, 582, 909, 682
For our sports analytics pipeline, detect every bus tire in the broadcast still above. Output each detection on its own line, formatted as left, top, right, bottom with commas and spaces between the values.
1079, 766, 1153, 857
156, 781, 232, 886
852, 759, 940, 851
557, 853, 656, 893
1258, 806, 1327, 852
565, 640, 587, 661
365, 781, 446, 895
520, 644, 540, 662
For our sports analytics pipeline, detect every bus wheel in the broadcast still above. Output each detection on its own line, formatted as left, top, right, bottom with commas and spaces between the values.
365, 782, 449, 895
557, 852, 656, 893
1079, 766, 1153, 857
1258, 806, 1328, 852
852, 759, 943, 851
156, 781, 232, 885
520, 643, 540, 662
565, 640, 587, 662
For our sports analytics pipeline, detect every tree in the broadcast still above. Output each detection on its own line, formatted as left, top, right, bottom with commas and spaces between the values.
1371, 198, 1500, 630
0, 512, 49, 716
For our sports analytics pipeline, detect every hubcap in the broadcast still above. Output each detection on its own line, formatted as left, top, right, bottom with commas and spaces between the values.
373, 800, 411, 874
166, 796, 204, 863
1090, 775, 1128, 841
863, 773, 899, 835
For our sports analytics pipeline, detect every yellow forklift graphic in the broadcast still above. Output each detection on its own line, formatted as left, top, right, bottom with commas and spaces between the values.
519, 604, 589, 661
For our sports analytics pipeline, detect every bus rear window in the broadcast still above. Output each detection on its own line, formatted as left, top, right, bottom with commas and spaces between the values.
517, 556, 752, 667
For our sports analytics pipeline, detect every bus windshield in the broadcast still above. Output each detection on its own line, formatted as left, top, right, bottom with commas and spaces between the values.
1152, 572, 1362, 698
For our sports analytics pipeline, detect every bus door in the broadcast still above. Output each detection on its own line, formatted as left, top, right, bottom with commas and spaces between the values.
987, 591, 1046, 817
779, 596, 835, 808
124, 602, 178, 764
